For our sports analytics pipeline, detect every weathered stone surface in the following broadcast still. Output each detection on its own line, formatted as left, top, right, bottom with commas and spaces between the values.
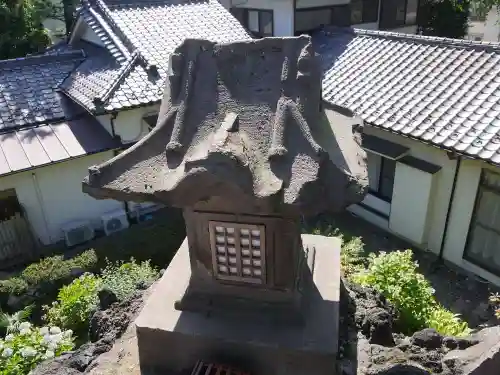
97, 287, 118, 310
366, 363, 432, 375
362, 307, 395, 346
82, 37, 368, 217
89, 291, 143, 344
28, 354, 81, 375
443, 326, 500, 375
411, 329, 443, 349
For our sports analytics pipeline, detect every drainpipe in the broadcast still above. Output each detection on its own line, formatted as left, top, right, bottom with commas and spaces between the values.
32, 172, 52, 244
109, 113, 131, 220
433, 154, 462, 270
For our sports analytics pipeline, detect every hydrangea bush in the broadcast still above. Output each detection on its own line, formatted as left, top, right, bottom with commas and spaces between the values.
0, 322, 73, 375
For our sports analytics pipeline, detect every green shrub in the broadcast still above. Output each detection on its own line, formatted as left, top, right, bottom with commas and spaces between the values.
43, 274, 101, 333
340, 236, 366, 278
353, 250, 435, 333
0, 322, 73, 375
101, 259, 158, 301
353, 250, 469, 336
427, 306, 470, 337
0, 306, 34, 337
0, 278, 28, 297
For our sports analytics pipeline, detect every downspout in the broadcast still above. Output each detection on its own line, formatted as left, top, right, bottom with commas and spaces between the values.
32, 172, 52, 244
434, 154, 462, 269
109, 113, 131, 220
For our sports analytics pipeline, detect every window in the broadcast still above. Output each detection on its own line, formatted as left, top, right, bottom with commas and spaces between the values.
143, 113, 158, 132
295, 5, 350, 34
209, 221, 266, 284
367, 153, 396, 202
351, 0, 380, 24
231, 8, 273, 37
465, 170, 500, 275
379, 0, 419, 29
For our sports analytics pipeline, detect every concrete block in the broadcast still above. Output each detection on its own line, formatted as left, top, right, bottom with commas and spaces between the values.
135, 234, 340, 375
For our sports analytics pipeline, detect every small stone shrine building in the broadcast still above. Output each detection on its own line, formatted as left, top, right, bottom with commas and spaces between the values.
83, 35, 368, 375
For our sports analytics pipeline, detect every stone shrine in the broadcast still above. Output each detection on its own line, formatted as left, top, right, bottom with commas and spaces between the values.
83, 35, 368, 375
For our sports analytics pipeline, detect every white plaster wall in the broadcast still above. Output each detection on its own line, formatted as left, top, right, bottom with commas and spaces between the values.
468, 9, 500, 42
96, 105, 160, 144
442, 159, 500, 285
355, 127, 457, 254
231, 0, 294, 36
0, 152, 121, 245
81, 24, 105, 46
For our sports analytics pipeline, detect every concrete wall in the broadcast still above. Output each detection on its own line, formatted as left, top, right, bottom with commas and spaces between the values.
0, 152, 121, 245
468, 9, 500, 42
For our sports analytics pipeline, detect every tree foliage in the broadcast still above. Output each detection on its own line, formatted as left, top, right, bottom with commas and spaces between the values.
417, 0, 470, 39
0, 0, 53, 59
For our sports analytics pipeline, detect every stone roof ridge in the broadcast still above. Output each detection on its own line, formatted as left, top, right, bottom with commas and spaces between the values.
320, 26, 500, 52
0, 49, 85, 70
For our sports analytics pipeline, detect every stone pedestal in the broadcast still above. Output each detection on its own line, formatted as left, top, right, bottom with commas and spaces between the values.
135, 234, 340, 375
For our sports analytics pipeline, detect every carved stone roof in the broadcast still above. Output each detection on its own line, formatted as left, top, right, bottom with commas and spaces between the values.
82, 36, 368, 216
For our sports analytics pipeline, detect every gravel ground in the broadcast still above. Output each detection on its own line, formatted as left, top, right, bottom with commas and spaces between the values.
323, 211, 499, 329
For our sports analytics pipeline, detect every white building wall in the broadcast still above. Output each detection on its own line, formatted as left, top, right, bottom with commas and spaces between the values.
351, 126, 457, 254
230, 0, 295, 36
96, 105, 160, 144
468, 9, 500, 42
442, 159, 500, 285
0, 152, 121, 245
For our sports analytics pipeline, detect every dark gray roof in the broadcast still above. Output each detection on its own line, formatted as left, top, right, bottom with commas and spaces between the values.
61, 0, 251, 113
314, 28, 500, 164
0, 51, 86, 129
0, 114, 119, 177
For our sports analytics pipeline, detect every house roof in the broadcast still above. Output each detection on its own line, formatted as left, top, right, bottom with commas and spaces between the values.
0, 50, 86, 129
314, 27, 500, 164
0, 114, 119, 177
61, 0, 250, 113
82, 37, 368, 216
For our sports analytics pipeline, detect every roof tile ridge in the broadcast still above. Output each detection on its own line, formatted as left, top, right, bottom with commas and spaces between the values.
80, 0, 130, 62
348, 28, 500, 52
0, 49, 85, 69
93, 0, 144, 59
92, 51, 141, 108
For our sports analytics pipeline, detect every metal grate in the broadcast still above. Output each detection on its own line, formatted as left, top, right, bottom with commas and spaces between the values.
191, 360, 251, 375
209, 221, 266, 284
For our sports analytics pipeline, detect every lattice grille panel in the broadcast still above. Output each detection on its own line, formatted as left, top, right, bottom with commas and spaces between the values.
209, 221, 266, 284
191, 360, 251, 375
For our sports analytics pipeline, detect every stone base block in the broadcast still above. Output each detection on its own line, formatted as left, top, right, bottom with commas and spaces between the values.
135, 234, 340, 375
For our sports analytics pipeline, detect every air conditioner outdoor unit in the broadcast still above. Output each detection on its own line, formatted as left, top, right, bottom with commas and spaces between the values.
62, 220, 95, 247
101, 209, 129, 236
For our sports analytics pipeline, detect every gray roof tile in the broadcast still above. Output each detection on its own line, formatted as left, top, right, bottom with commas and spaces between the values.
0, 51, 86, 129
63, 0, 250, 112
314, 28, 500, 164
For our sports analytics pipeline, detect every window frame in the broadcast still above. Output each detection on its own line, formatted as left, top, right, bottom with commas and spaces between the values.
231, 8, 274, 38
294, 4, 350, 35
351, 0, 380, 25
379, 0, 419, 30
368, 154, 397, 203
464, 169, 500, 276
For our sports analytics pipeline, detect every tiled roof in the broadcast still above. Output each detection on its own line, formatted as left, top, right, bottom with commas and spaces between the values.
61, 0, 250, 113
314, 28, 500, 164
0, 114, 119, 177
0, 51, 86, 129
